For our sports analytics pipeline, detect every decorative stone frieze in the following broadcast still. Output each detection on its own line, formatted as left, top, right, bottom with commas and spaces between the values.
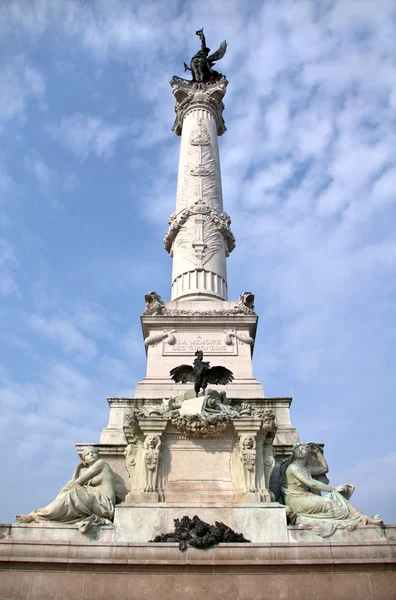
143, 290, 256, 316
164, 202, 235, 257
170, 411, 232, 437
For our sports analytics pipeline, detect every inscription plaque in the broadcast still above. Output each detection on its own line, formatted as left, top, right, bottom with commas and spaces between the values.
162, 332, 237, 355
167, 450, 232, 482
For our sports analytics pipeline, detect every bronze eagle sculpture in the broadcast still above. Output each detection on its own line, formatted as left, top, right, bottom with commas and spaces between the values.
170, 350, 234, 396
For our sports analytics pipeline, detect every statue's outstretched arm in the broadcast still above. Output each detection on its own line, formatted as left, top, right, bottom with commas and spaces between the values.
184, 62, 192, 72
290, 465, 335, 493
310, 464, 328, 477
196, 28, 206, 49
308, 443, 329, 477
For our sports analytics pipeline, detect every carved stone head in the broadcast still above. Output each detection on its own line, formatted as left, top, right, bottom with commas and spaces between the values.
241, 435, 255, 450
292, 442, 311, 459
239, 292, 255, 309
145, 291, 162, 308
82, 446, 99, 465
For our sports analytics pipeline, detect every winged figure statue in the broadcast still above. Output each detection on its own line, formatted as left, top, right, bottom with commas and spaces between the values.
170, 350, 234, 396
183, 29, 227, 83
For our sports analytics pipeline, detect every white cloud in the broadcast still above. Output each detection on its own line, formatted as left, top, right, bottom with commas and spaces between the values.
47, 112, 127, 160
24, 151, 54, 187
0, 238, 18, 296
0, 0, 55, 37
27, 314, 98, 359
332, 452, 396, 524
0, 55, 45, 124
0, 163, 12, 192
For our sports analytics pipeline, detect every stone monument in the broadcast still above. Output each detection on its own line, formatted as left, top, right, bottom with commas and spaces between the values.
1, 30, 395, 600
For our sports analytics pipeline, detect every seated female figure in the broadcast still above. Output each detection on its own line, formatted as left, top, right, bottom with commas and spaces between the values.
16, 446, 116, 533
281, 442, 382, 536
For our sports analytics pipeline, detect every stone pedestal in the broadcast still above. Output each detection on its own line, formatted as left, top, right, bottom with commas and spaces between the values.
135, 301, 265, 400
114, 503, 288, 543
1, 524, 395, 600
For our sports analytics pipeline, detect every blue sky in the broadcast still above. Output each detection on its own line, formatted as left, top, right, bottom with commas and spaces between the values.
1, 0, 396, 525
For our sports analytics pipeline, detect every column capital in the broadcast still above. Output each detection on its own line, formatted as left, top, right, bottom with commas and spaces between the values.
170, 77, 228, 136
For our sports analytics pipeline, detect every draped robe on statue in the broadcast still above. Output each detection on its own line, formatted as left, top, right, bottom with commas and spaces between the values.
28, 482, 114, 532
284, 465, 381, 537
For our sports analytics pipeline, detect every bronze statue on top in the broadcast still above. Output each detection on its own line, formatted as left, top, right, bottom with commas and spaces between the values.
183, 29, 227, 83
170, 350, 234, 396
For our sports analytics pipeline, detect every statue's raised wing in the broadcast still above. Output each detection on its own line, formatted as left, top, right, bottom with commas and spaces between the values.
207, 40, 227, 65
206, 365, 234, 385
170, 364, 195, 384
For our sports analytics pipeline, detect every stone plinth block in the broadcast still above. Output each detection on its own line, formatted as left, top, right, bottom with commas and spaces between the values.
1, 527, 396, 600
136, 308, 264, 399
113, 502, 288, 543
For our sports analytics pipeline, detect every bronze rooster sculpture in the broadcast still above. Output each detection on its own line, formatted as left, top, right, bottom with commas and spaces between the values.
170, 350, 234, 396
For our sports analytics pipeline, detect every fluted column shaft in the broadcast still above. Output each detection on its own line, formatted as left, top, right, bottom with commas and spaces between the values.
166, 79, 235, 301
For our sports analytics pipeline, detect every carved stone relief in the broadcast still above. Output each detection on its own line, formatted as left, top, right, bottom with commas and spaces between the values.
178, 118, 220, 210
144, 330, 177, 347
164, 202, 235, 258
263, 442, 276, 501
174, 214, 224, 268
224, 330, 254, 346
144, 435, 161, 492
124, 438, 139, 491
144, 291, 165, 315
235, 292, 255, 313
240, 435, 257, 492
170, 411, 232, 438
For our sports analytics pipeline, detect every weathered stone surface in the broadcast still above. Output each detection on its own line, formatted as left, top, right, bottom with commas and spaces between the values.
113, 503, 288, 543
1, 532, 395, 599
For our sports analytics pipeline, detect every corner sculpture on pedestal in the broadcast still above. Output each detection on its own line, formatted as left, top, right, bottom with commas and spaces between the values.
15, 447, 116, 534
281, 442, 383, 537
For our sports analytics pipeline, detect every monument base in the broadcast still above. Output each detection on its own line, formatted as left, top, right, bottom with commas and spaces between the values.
1, 525, 395, 600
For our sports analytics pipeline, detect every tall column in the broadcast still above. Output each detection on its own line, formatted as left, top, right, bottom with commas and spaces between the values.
166, 79, 235, 301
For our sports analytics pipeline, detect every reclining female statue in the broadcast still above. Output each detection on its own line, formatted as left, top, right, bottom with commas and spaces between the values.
280, 442, 383, 537
16, 446, 116, 534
